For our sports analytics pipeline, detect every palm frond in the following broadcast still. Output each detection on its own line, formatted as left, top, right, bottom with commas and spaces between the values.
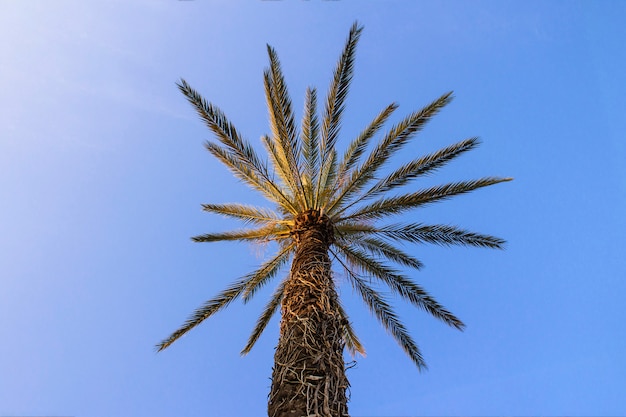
261, 133, 301, 206
334, 243, 464, 330
241, 278, 286, 355
341, 177, 513, 222
320, 22, 363, 164
201, 203, 286, 225
316, 22, 363, 206
333, 252, 425, 369
191, 224, 289, 243
340, 236, 424, 270
332, 92, 454, 217
204, 141, 298, 214
366, 137, 480, 198
265, 48, 299, 153
325, 102, 399, 214
264, 47, 307, 209
335, 299, 366, 357
316, 148, 339, 209
156, 276, 249, 351
375, 223, 506, 249
301, 87, 320, 206
242, 242, 296, 302
334, 221, 378, 235
178, 79, 277, 189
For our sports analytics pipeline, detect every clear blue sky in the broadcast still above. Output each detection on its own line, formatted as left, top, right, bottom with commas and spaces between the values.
1, 1, 625, 416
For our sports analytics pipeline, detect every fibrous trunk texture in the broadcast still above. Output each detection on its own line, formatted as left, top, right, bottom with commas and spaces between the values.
268, 209, 349, 417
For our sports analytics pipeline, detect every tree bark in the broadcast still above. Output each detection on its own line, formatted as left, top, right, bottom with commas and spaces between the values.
268, 210, 349, 417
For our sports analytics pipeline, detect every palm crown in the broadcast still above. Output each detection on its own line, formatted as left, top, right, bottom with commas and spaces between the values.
157, 22, 511, 370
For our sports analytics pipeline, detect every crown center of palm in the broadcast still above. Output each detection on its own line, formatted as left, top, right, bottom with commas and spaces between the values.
291, 209, 335, 246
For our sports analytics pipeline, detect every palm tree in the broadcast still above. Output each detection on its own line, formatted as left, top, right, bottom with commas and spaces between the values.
157, 22, 511, 417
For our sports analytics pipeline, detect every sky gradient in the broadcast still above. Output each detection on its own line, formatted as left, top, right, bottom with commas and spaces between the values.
1, 1, 625, 416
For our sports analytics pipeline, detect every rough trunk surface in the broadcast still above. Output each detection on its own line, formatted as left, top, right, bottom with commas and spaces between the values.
268, 209, 349, 417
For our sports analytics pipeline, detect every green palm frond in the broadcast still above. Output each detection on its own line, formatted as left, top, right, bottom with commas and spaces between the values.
265, 47, 299, 157
335, 257, 425, 369
301, 87, 320, 206
320, 22, 362, 167
191, 224, 289, 243
178, 79, 270, 182
366, 137, 480, 198
326, 102, 398, 213
336, 299, 366, 357
201, 203, 286, 225
263, 50, 307, 208
341, 236, 424, 270
341, 177, 512, 222
335, 243, 464, 330
241, 278, 286, 355
203, 141, 298, 214
156, 276, 250, 352
261, 133, 301, 204
315, 22, 362, 207
331, 92, 454, 217
316, 148, 339, 208
242, 242, 296, 302
374, 223, 506, 249
334, 221, 378, 235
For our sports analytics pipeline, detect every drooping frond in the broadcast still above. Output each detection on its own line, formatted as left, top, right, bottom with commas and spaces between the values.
241, 278, 286, 355
333, 253, 425, 369
334, 242, 464, 330
342, 236, 424, 270
366, 137, 481, 198
242, 242, 296, 302
336, 299, 366, 357
201, 203, 286, 225
341, 177, 513, 222
373, 223, 506, 249
301, 87, 320, 206
156, 276, 250, 352
331, 92, 454, 217
191, 224, 289, 243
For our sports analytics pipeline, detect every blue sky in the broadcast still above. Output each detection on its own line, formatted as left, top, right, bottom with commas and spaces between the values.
1, 1, 625, 416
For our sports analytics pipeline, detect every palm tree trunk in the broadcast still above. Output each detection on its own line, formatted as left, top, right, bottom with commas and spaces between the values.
268, 210, 349, 417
